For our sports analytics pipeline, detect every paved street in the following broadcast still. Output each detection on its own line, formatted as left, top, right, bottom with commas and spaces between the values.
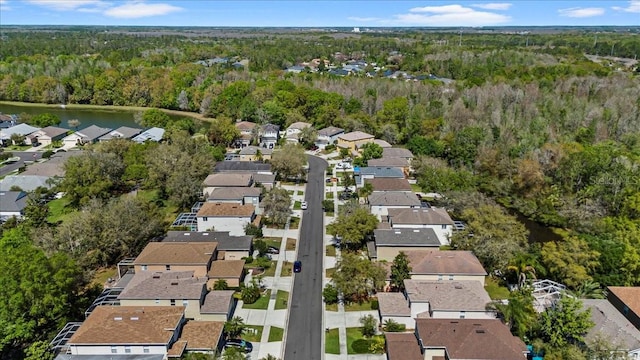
283, 155, 327, 360
0, 151, 40, 177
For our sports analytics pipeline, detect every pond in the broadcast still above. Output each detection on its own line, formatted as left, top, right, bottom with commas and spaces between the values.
513, 211, 564, 244
0, 104, 138, 130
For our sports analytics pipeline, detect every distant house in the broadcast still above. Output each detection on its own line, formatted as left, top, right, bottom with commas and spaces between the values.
196, 203, 256, 235
354, 166, 404, 187
403, 250, 488, 284
316, 126, 344, 148
337, 131, 375, 152
133, 242, 218, 278
62, 125, 111, 147
385, 318, 528, 360
370, 228, 441, 261
582, 299, 640, 359
29, 126, 67, 145
260, 123, 280, 149
63, 306, 185, 358
207, 187, 262, 210
367, 157, 411, 174
162, 231, 253, 260
0, 175, 55, 192
239, 146, 273, 161
98, 126, 142, 141
202, 173, 253, 197
132, 127, 165, 143
0, 123, 40, 146
0, 114, 17, 129
214, 161, 272, 174
386, 208, 455, 245
373, 139, 392, 148
234, 121, 257, 148
117, 271, 207, 320
382, 147, 414, 161
368, 191, 421, 219
365, 178, 412, 192
0, 191, 28, 220
285, 122, 312, 143
253, 173, 277, 190
608, 287, 640, 330
286, 65, 306, 73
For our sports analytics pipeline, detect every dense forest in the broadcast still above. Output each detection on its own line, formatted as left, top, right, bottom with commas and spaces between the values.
1, 27, 639, 358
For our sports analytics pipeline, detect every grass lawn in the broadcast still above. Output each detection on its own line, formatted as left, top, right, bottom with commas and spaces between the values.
289, 216, 300, 229
326, 191, 334, 199
286, 238, 296, 251
297, 190, 304, 196
485, 276, 510, 300
274, 290, 289, 310
287, 190, 294, 195
242, 289, 271, 310
344, 300, 377, 312
326, 267, 336, 278
91, 267, 117, 287
136, 189, 179, 222
262, 261, 278, 277
47, 197, 76, 224
268, 326, 284, 342
293, 200, 301, 210
260, 237, 282, 250
411, 183, 422, 192
325, 302, 338, 311
326, 245, 336, 257
6, 145, 31, 151
243, 325, 263, 342
346, 328, 385, 354
325, 328, 340, 354
281, 261, 293, 277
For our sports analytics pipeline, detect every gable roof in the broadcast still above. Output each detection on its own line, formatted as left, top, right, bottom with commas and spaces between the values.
133, 127, 165, 143
214, 161, 271, 173
318, 126, 344, 137
203, 173, 253, 187
374, 228, 440, 247
0, 191, 28, 213
99, 126, 142, 141
377, 292, 411, 317
0, 123, 40, 139
239, 146, 273, 156
368, 191, 421, 207
383, 147, 414, 159
608, 287, 640, 316
287, 121, 312, 131
196, 203, 255, 217
235, 121, 257, 131
118, 271, 206, 300
356, 166, 404, 178
373, 139, 392, 148
253, 173, 276, 186
387, 208, 454, 225
365, 178, 412, 192
134, 242, 217, 266
200, 290, 236, 314
68, 306, 184, 345
208, 187, 262, 201
385, 333, 424, 360
404, 280, 492, 311
338, 131, 374, 142
404, 250, 487, 276
416, 318, 527, 359
0, 175, 53, 192
368, 157, 410, 168
181, 321, 224, 351
75, 125, 112, 140
163, 231, 252, 252
37, 126, 68, 138
262, 123, 280, 132
582, 299, 640, 352
207, 260, 245, 278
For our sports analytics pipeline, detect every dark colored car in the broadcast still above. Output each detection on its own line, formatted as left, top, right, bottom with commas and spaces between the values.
293, 260, 302, 273
225, 339, 253, 353
267, 246, 280, 254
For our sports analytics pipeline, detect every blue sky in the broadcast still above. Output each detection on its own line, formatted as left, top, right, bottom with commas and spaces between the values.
0, 1, 638, 26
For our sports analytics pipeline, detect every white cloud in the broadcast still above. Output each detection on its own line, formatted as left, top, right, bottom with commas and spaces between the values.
26, 0, 105, 11
394, 4, 510, 26
612, 0, 640, 13
103, 1, 182, 18
471, 3, 512, 10
347, 16, 381, 22
0, 0, 10, 10
558, 7, 605, 18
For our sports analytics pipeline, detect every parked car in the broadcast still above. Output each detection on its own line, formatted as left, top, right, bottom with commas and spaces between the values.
293, 260, 302, 273
225, 339, 253, 353
453, 221, 466, 231
326, 178, 333, 183
267, 246, 280, 254
301, 201, 308, 210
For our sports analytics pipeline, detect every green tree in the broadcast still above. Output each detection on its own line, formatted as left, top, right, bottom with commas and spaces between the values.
491, 287, 538, 339
333, 252, 386, 302
224, 316, 248, 339
326, 207, 378, 249
323, 283, 339, 304
214, 279, 229, 290
254, 239, 268, 257
360, 314, 377, 338
568, 280, 606, 299
541, 236, 599, 288
28, 113, 60, 127
24, 340, 55, 360
222, 346, 246, 360
270, 143, 307, 180
262, 187, 291, 227
241, 280, 261, 304
139, 108, 170, 128
208, 117, 240, 146
538, 295, 594, 348
447, 126, 485, 167
390, 252, 412, 292
383, 319, 405, 332
60, 151, 125, 207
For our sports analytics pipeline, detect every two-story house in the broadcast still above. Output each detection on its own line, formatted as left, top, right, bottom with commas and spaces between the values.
133, 242, 217, 278
354, 167, 404, 187
239, 146, 273, 161
369, 228, 441, 262
403, 249, 488, 284
386, 208, 455, 245
368, 191, 421, 220
234, 121, 257, 148
162, 231, 253, 260
195, 202, 256, 235
202, 173, 253, 198
336, 131, 375, 152
316, 126, 344, 149
259, 123, 280, 149
285, 121, 312, 143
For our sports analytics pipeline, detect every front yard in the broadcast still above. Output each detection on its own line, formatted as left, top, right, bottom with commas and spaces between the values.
274, 290, 289, 310
325, 328, 340, 354
243, 325, 264, 342
268, 326, 284, 342
242, 289, 271, 310
346, 327, 385, 354
286, 238, 296, 251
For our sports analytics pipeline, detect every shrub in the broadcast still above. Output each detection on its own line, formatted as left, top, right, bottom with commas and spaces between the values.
370, 298, 379, 310
244, 256, 254, 264
245, 223, 263, 238
369, 336, 385, 354
351, 339, 370, 353
255, 256, 272, 269
254, 239, 268, 256
241, 282, 261, 304
42, 150, 54, 159
383, 319, 405, 332
322, 199, 334, 212
323, 283, 339, 304
360, 314, 377, 338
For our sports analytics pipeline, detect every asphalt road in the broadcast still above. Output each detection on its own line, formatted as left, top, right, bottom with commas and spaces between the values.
0, 151, 40, 177
283, 155, 327, 360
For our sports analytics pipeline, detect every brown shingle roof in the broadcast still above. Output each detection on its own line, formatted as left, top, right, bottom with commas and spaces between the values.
197, 203, 255, 217
416, 318, 527, 359
235, 121, 257, 131
203, 173, 253, 187
200, 290, 236, 314
382, 147, 414, 159
385, 333, 423, 360
405, 250, 487, 276
608, 287, 640, 316
208, 187, 262, 201
368, 157, 410, 167
180, 321, 224, 351
208, 260, 246, 278
377, 292, 411, 317
118, 271, 206, 300
167, 340, 187, 357
368, 191, 421, 207
404, 280, 492, 311
68, 306, 184, 345
338, 131, 374, 142
388, 207, 454, 225
365, 178, 412, 192
134, 242, 217, 265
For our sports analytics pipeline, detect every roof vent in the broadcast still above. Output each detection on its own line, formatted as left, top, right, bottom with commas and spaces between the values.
413, 229, 419, 232
152, 273, 161, 279
454, 285, 463, 289
394, 231, 401, 234
203, 233, 209, 235
171, 281, 179, 285
114, 317, 123, 321
475, 329, 485, 334
130, 316, 139, 321
183, 232, 190, 235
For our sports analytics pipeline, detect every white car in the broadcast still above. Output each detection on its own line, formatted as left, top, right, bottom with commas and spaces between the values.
336, 162, 344, 169
301, 201, 308, 210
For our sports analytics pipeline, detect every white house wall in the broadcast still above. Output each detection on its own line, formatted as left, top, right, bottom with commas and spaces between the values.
71, 344, 167, 355
431, 310, 496, 320
197, 217, 251, 236
390, 224, 452, 245
409, 302, 430, 320
410, 274, 485, 285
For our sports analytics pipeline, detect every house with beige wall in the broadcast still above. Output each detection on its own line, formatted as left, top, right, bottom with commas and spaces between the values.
162, 231, 253, 260
370, 228, 441, 262
403, 250, 488, 284
198, 290, 236, 322
336, 131, 374, 152
133, 242, 217, 278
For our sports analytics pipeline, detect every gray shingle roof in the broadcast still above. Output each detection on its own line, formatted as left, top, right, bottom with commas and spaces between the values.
208, 187, 261, 201
162, 231, 253, 252
382, 147, 414, 159
367, 157, 410, 167
0, 191, 27, 213
338, 131, 374, 142
75, 125, 112, 141
377, 292, 411, 316
356, 166, 404, 178
387, 208, 454, 225
374, 228, 440, 247
203, 173, 253, 187
117, 271, 206, 300
200, 290, 236, 314
99, 126, 142, 141
318, 126, 344, 137
365, 178, 412, 192
133, 127, 165, 142
0, 123, 40, 139
368, 191, 421, 207
214, 161, 271, 173
404, 280, 492, 311
0, 175, 53, 192
582, 299, 640, 352
239, 146, 273, 155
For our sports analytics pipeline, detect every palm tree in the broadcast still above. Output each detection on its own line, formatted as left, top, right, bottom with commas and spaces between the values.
358, 182, 373, 204
506, 253, 543, 288
260, 355, 279, 360
213, 279, 229, 290
222, 347, 246, 360
224, 316, 247, 339
569, 280, 607, 299
490, 287, 538, 339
